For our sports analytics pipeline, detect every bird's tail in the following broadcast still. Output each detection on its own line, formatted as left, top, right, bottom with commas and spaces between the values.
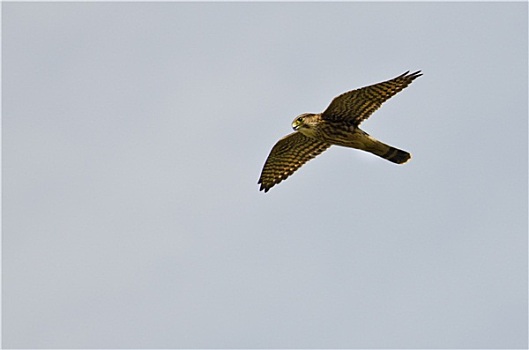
362, 134, 411, 164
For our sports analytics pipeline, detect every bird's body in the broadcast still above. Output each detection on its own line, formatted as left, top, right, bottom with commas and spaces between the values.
258, 71, 422, 192
294, 113, 411, 164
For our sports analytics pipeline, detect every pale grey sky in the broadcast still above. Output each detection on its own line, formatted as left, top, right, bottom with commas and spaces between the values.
3, 2, 527, 348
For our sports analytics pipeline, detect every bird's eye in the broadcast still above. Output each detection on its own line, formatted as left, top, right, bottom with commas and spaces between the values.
297, 117, 303, 122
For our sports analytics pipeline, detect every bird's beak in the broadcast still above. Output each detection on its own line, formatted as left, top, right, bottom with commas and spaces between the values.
292, 121, 300, 130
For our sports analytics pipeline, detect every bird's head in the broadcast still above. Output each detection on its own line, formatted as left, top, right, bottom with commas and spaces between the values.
292, 113, 319, 137
292, 113, 314, 131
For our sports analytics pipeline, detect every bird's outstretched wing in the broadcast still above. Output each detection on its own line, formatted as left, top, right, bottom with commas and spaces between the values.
321, 70, 422, 126
258, 132, 331, 192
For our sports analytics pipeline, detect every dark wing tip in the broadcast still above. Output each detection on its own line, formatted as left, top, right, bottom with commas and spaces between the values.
406, 70, 423, 79
257, 179, 271, 193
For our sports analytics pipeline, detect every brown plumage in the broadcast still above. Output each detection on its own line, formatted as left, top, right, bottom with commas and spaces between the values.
258, 71, 422, 192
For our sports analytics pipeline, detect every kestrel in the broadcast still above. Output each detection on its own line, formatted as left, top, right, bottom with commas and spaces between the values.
258, 70, 422, 192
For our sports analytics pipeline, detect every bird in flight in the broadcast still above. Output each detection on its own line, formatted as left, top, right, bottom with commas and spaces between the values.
258, 70, 422, 192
